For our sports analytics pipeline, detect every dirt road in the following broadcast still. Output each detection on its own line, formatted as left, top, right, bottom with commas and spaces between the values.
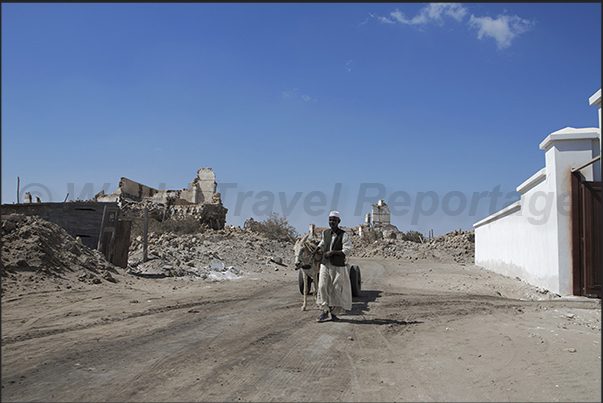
2, 258, 601, 402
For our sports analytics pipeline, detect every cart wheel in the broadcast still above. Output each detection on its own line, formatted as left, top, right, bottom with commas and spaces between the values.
350, 265, 361, 297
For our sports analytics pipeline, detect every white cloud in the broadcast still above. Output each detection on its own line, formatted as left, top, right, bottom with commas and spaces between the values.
369, 12, 395, 24
370, 3, 533, 50
385, 3, 468, 26
346, 60, 353, 73
468, 14, 534, 49
283, 88, 316, 102
282, 88, 298, 98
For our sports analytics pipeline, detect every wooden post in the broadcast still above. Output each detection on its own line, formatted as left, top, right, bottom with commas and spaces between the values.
16, 177, 20, 204
97, 205, 108, 251
143, 207, 149, 262
106, 210, 118, 264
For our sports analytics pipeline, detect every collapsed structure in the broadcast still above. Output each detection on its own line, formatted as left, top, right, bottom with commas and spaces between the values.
96, 168, 228, 230
357, 199, 400, 241
2, 168, 228, 267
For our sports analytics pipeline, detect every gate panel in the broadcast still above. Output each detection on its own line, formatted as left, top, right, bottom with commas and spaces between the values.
582, 181, 601, 297
571, 172, 601, 298
571, 173, 582, 295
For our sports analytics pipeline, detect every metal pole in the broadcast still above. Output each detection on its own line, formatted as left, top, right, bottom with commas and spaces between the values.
16, 177, 20, 204
143, 207, 149, 262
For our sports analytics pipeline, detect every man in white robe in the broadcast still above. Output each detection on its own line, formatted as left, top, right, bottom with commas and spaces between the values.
313, 211, 354, 322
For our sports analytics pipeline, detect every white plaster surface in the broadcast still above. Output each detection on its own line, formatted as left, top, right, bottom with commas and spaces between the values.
475, 89, 601, 296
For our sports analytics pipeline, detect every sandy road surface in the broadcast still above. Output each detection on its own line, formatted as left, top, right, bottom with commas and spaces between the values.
2, 258, 601, 402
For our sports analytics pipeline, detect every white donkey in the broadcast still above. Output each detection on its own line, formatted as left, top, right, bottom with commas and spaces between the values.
293, 233, 323, 311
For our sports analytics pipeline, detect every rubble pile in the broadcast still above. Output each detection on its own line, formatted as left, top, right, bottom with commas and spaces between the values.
2, 213, 476, 296
1, 214, 119, 284
426, 230, 475, 261
349, 229, 475, 264
126, 225, 293, 279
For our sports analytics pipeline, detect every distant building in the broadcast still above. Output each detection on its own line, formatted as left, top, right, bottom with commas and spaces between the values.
372, 199, 390, 227
356, 199, 399, 241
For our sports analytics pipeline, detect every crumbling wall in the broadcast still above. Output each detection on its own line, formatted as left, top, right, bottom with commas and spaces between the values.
372, 199, 390, 226
104, 168, 218, 206
96, 168, 227, 230
171, 193, 227, 230
105, 178, 183, 205
195, 168, 217, 203
119, 178, 152, 200
0, 201, 119, 251
358, 200, 399, 241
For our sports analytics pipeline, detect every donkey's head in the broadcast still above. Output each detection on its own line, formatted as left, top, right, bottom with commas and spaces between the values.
294, 234, 319, 271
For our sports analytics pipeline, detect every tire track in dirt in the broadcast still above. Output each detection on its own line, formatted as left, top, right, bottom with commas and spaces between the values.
104, 285, 310, 402
163, 300, 356, 401
335, 259, 429, 402
2, 258, 600, 402
1, 297, 251, 346
2, 279, 300, 402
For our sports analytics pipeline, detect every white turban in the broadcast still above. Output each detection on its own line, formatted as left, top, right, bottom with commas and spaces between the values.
329, 211, 340, 219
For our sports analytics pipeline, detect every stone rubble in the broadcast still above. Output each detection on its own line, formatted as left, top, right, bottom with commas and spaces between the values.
1, 213, 119, 285
2, 213, 476, 292
126, 225, 294, 280
348, 228, 475, 264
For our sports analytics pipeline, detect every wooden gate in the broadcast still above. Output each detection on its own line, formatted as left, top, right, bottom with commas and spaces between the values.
571, 171, 601, 297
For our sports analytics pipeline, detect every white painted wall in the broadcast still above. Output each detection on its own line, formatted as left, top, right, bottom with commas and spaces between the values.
475, 169, 561, 292
474, 89, 601, 296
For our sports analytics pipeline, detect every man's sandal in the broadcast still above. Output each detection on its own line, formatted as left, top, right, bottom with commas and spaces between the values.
316, 312, 329, 322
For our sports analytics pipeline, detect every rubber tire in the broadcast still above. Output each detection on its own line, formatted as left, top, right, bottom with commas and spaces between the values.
298, 270, 315, 295
350, 265, 361, 297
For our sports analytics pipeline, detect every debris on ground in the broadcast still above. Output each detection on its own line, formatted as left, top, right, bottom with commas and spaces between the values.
3, 212, 481, 295
348, 228, 475, 264
1, 213, 119, 286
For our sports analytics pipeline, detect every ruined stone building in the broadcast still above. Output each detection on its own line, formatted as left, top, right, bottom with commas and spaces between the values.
372, 199, 390, 227
358, 199, 400, 241
96, 168, 228, 230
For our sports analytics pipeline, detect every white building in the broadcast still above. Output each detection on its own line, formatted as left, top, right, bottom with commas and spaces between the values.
474, 89, 601, 297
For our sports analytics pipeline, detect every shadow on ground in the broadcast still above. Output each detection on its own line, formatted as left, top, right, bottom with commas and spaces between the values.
351, 289, 381, 313
342, 290, 423, 326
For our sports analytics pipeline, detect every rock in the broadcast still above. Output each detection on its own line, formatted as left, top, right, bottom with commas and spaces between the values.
102, 272, 118, 283
2, 220, 17, 233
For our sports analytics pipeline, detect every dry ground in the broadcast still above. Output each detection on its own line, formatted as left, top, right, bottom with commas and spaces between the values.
2, 256, 600, 402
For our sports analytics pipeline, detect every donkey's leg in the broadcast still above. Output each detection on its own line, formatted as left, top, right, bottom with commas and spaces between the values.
302, 272, 308, 311
312, 267, 318, 306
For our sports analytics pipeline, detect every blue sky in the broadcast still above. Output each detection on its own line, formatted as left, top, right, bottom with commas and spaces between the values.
2, 3, 601, 236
